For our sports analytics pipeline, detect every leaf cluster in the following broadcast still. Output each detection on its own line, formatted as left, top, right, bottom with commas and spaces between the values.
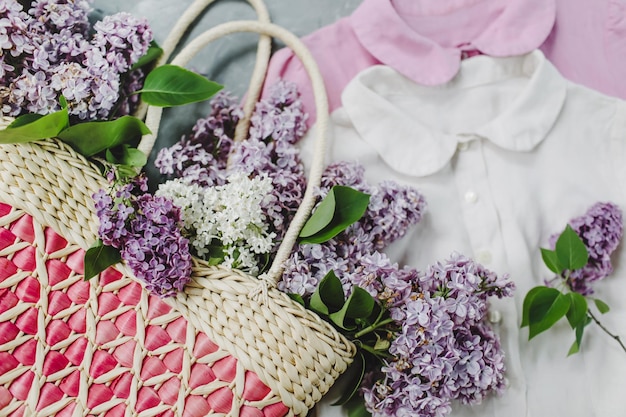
291, 270, 394, 407
521, 225, 610, 355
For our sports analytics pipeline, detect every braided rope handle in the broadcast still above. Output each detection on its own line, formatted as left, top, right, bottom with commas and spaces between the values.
135, 0, 271, 139
137, 20, 330, 288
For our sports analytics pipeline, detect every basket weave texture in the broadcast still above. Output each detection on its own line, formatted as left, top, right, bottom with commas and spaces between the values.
0, 126, 355, 415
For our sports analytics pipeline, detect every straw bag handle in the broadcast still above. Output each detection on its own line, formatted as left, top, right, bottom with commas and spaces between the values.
136, 0, 271, 140
138, 20, 329, 290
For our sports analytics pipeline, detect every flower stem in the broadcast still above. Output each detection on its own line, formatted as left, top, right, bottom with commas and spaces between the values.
354, 318, 395, 339
588, 311, 626, 354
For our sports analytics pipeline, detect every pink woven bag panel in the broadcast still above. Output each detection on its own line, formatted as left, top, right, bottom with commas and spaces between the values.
0, 202, 289, 417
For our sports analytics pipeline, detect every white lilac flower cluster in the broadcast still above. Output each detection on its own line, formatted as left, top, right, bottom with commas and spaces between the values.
155, 81, 309, 269
156, 173, 276, 275
0, 0, 152, 120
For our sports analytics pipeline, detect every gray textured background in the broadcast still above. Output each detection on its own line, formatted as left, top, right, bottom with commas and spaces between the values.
92, 0, 361, 180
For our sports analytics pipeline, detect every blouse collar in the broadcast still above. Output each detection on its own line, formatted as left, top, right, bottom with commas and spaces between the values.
350, 0, 556, 86
341, 51, 568, 177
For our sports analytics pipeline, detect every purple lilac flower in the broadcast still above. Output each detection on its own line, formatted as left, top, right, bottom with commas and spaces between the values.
549, 202, 623, 295
280, 160, 427, 297
94, 174, 192, 298
9, 69, 57, 113
362, 253, 514, 417
92, 12, 152, 73
247, 80, 308, 144
156, 81, 309, 245
0, 0, 153, 120
155, 91, 242, 186
28, 0, 91, 34
114, 68, 145, 117
229, 81, 308, 238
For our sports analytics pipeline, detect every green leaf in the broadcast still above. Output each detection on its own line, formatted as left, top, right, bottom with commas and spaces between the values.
299, 189, 337, 238
58, 116, 150, 157
555, 225, 589, 271
568, 318, 588, 356
105, 145, 148, 168
0, 106, 69, 143
139, 65, 224, 107
565, 292, 588, 329
288, 293, 305, 307
131, 41, 163, 70
541, 248, 563, 274
310, 271, 345, 316
329, 286, 376, 330
332, 352, 366, 406
521, 286, 548, 327
373, 333, 391, 351
84, 240, 122, 280
345, 393, 371, 417
8, 113, 43, 128
527, 289, 571, 340
207, 257, 223, 266
299, 186, 371, 244
594, 298, 611, 314
567, 339, 580, 356
115, 164, 139, 181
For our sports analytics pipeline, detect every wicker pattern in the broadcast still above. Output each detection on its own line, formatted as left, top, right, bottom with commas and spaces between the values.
0, 202, 293, 416
0, 108, 355, 416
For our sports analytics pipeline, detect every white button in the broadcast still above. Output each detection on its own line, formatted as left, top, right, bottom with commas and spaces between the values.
457, 141, 470, 151
476, 250, 493, 264
464, 190, 478, 204
488, 310, 502, 324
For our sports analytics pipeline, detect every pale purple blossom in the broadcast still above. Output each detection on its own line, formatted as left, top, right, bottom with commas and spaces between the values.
28, 0, 91, 34
94, 174, 192, 298
362, 253, 514, 417
92, 12, 152, 73
549, 202, 623, 295
280, 160, 427, 297
155, 91, 242, 186
0, 0, 153, 120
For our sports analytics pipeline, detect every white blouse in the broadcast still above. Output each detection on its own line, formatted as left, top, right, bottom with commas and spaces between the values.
299, 51, 626, 417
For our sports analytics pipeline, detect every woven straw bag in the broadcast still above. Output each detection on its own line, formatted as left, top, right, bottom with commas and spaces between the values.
0, 13, 355, 417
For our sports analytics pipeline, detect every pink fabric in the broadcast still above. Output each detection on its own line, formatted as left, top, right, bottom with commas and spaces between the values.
539, 0, 626, 98
264, 0, 626, 126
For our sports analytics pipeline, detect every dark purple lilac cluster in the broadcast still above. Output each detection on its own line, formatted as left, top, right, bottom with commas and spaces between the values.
549, 202, 623, 295
0, 0, 152, 120
155, 81, 309, 244
154, 92, 242, 187
363, 253, 515, 417
93, 174, 192, 297
279, 161, 427, 296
